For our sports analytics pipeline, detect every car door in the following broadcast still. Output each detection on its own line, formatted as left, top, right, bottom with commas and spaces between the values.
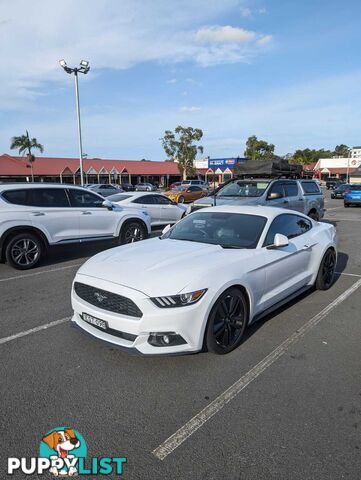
260, 213, 314, 310
132, 195, 161, 224
156, 195, 181, 223
283, 181, 304, 213
28, 188, 80, 242
187, 186, 203, 201
67, 188, 118, 238
264, 181, 289, 209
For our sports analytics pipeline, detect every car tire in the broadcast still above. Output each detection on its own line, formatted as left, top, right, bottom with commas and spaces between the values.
205, 287, 248, 355
308, 210, 319, 221
344, 203, 350, 208
119, 221, 147, 244
315, 248, 336, 290
178, 196, 185, 203
5, 232, 43, 270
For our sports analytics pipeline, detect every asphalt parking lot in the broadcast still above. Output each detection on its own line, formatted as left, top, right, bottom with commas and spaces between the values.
1, 190, 361, 479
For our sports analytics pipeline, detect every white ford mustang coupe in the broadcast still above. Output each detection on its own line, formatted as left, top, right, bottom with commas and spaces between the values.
71, 206, 337, 355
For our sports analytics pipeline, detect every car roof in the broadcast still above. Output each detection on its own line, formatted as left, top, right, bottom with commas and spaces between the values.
109, 191, 163, 199
195, 204, 310, 220
0, 183, 90, 192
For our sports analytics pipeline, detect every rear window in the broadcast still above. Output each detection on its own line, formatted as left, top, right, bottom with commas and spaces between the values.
300, 181, 321, 194
107, 194, 132, 202
2, 189, 31, 206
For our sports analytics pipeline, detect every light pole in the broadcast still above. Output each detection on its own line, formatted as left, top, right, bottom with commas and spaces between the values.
59, 59, 90, 186
346, 148, 351, 184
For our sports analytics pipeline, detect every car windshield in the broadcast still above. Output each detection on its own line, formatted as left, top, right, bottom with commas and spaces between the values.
217, 180, 270, 197
162, 211, 267, 249
172, 186, 188, 191
348, 184, 361, 190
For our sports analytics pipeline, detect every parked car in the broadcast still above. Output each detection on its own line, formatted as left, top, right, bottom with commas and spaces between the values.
107, 192, 187, 226
169, 182, 182, 190
121, 182, 135, 191
71, 205, 337, 355
331, 183, 349, 199
87, 184, 123, 197
344, 184, 361, 207
0, 183, 151, 269
181, 179, 209, 190
192, 178, 324, 221
135, 182, 157, 192
165, 185, 207, 203
326, 179, 342, 190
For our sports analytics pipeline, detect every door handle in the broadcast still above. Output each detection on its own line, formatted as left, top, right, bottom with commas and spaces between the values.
31, 212, 45, 216
283, 200, 289, 204
302, 244, 311, 251
298, 198, 304, 201
82, 211, 92, 215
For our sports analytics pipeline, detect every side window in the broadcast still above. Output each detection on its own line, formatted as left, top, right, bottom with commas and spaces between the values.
264, 214, 312, 246
157, 196, 172, 205
283, 182, 298, 197
189, 186, 202, 192
132, 196, 154, 204
30, 188, 70, 207
2, 189, 31, 206
267, 182, 284, 198
68, 189, 104, 208
301, 181, 320, 194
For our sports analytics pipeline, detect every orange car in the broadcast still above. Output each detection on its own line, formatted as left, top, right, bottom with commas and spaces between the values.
165, 185, 207, 203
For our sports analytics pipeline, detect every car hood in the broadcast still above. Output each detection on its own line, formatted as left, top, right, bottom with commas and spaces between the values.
193, 196, 260, 206
77, 237, 255, 296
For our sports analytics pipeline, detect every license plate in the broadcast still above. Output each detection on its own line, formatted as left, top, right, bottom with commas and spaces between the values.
82, 313, 108, 330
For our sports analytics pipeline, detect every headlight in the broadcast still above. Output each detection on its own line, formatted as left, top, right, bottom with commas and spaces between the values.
151, 289, 207, 308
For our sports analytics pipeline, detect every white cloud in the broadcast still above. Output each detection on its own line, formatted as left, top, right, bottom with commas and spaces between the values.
195, 25, 256, 43
258, 7, 267, 14
166, 78, 177, 84
0, 0, 272, 108
257, 34, 273, 45
180, 106, 202, 112
240, 7, 252, 17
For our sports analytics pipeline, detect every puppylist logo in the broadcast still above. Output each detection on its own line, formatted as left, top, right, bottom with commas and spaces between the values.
7, 427, 127, 476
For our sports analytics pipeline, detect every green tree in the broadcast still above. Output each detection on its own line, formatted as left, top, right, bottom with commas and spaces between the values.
244, 135, 275, 160
333, 144, 349, 157
291, 148, 333, 165
10, 131, 44, 182
161, 126, 203, 180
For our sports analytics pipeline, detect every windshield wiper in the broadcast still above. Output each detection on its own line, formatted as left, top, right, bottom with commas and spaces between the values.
220, 244, 243, 249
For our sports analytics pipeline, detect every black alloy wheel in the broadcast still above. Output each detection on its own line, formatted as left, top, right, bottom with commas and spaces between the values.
5, 233, 43, 270
315, 248, 336, 290
205, 287, 248, 354
120, 221, 147, 244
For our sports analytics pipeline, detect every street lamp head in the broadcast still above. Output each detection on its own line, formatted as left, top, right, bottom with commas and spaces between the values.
59, 59, 67, 68
80, 60, 90, 74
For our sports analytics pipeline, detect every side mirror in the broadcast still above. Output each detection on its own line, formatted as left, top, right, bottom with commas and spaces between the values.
102, 199, 113, 210
162, 224, 171, 235
267, 233, 289, 249
267, 192, 283, 200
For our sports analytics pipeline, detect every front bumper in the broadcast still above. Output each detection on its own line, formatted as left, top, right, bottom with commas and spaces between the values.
344, 198, 361, 204
71, 274, 210, 355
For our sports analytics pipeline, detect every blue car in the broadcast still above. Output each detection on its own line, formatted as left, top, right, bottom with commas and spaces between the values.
344, 184, 361, 207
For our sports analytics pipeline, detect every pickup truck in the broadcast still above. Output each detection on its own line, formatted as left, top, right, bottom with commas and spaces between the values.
192, 178, 325, 221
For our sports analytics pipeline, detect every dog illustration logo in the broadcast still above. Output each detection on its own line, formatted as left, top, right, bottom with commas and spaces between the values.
94, 291, 107, 303
40, 427, 87, 477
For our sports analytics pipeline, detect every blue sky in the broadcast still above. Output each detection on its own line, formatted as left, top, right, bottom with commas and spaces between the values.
1, 0, 361, 160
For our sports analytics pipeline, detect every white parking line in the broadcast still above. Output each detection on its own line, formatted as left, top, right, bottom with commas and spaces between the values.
152, 277, 361, 461
0, 263, 82, 283
337, 272, 361, 278
0, 317, 70, 345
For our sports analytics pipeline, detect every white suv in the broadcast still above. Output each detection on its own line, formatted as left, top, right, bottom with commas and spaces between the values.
0, 183, 151, 270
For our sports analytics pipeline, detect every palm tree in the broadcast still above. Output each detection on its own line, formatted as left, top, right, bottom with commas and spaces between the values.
10, 131, 44, 182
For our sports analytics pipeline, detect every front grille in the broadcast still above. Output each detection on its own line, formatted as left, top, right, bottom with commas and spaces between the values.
74, 282, 143, 318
